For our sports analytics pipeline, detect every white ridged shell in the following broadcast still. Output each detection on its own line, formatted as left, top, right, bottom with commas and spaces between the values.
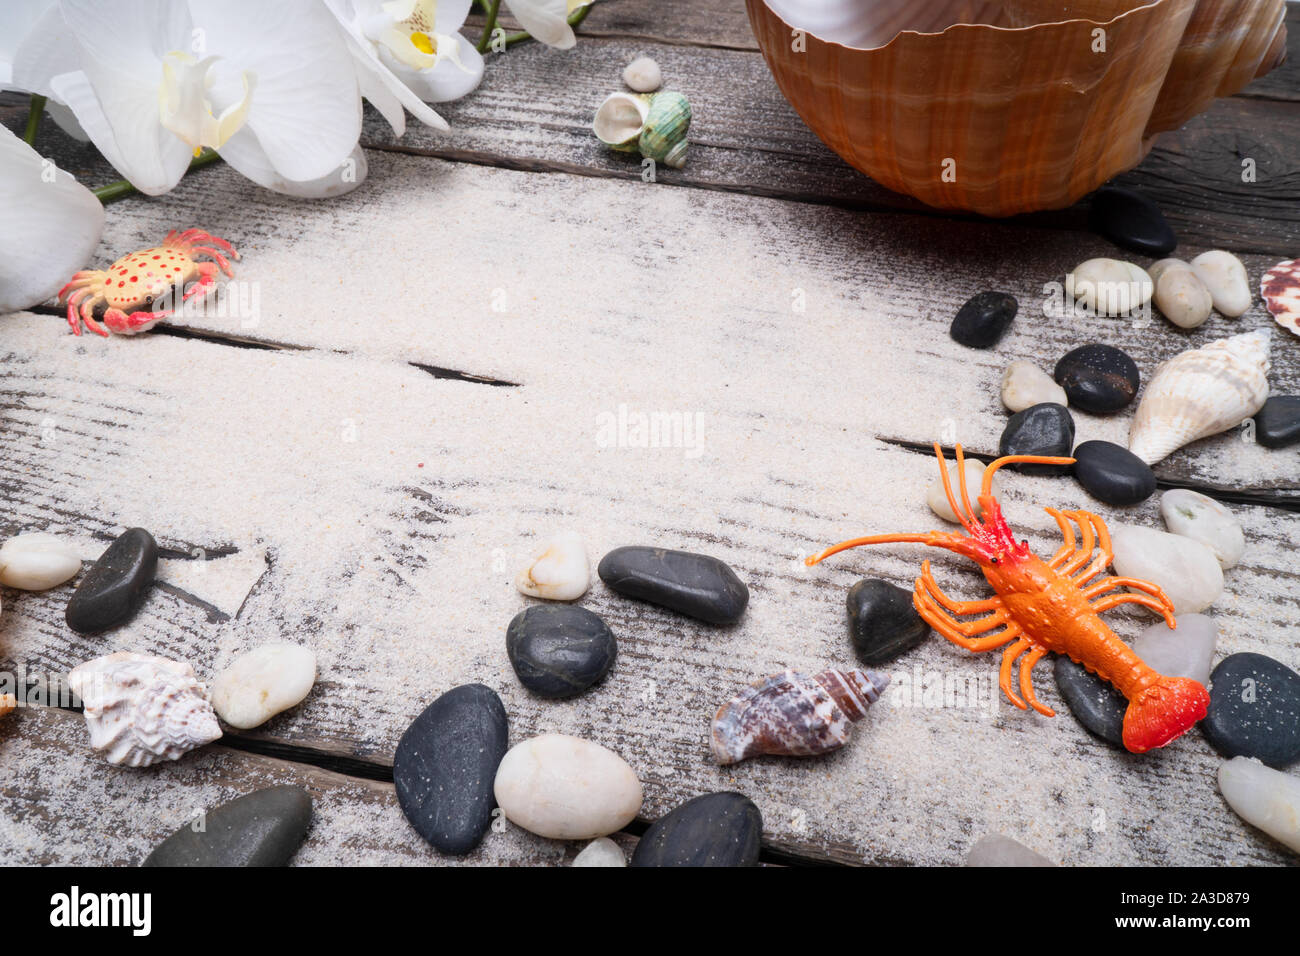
67, 652, 221, 767
1127, 329, 1271, 465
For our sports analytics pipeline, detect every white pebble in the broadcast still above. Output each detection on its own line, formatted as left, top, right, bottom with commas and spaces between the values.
1191, 250, 1252, 318
1218, 757, 1300, 853
1132, 613, 1217, 687
1066, 258, 1153, 316
926, 459, 993, 523
494, 733, 642, 840
1159, 489, 1245, 569
515, 530, 590, 601
965, 834, 1055, 866
572, 836, 627, 867
622, 56, 662, 93
0, 532, 82, 591
1111, 524, 1224, 614
210, 644, 316, 730
1149, 259, 1213, 329
1000, 360, 1067, 413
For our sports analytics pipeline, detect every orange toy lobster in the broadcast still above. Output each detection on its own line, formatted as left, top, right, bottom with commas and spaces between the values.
807, 444, 1210, 754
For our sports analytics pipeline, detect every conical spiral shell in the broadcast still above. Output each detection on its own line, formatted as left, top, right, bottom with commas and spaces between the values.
746, 0, 1287, 216
67, 652, 222, 767
1128, 329, 1271, 465
710, 667, 889, 765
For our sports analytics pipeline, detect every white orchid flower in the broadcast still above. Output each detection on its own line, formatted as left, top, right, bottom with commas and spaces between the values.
503, 0, 594, 50
42, 0, 364, 197
2, 0, 90, 141
326, 0, 482, 134
0, 125, 104, 314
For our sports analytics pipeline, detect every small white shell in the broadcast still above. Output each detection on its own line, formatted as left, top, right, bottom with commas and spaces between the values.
1128, 329, 1271, 465
0, 532, 82, 590
514, 530, 590, 601
67, 652, 221, 767
1191, 250, 1252, 318
622, 56, 662, 93
593, 92, 649, 150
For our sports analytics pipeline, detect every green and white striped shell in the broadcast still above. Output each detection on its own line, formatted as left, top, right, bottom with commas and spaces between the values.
638, 91, 690, 168
592, 90, 691, 168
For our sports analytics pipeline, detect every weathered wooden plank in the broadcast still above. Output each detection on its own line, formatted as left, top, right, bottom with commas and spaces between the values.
0, 705, 586, 866
2, 310, 1298, 866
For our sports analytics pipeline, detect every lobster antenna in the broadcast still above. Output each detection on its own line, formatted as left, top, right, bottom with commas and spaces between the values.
933, 443, 977, 536
981, 454, 1077, 497
953, 443, 978, 527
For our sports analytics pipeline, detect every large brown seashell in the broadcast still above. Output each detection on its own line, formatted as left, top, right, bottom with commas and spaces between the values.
746, 0, 1287, 216
710, 667, 889, 765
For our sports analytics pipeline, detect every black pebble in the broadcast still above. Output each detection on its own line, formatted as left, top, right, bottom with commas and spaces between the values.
950, 291, 1018, 349
597, 546, 748, 625
1053, 655, 1126, 749
1087, 185, 1177, 257
506, 604, 616, 699
998, 403, 1075, 474
1053, 344, 1140, 414
393, 684, 509, 855
142, 786, 312, 866
1071, 440, 1157, 506
65, 527, 158, 634
1254, 396, 1300, 450
630, 792, 762, 867
1201, 653, 1300, 768
847, 578, 928, 665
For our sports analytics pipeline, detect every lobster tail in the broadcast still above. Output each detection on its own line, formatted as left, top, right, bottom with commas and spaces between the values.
1121, 676, 1210, 754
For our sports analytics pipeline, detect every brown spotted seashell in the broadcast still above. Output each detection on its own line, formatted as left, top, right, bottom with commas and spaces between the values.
710, 668, 889, 765
1262, 259, 1300, 338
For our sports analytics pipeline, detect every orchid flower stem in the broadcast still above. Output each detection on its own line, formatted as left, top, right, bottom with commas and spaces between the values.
502, 3, 593, 48
476, 0, 501, 53
23, 95, 46, 146
92, 149, 222, 205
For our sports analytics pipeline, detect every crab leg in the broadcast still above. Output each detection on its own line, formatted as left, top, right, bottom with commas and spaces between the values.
1017, 646, 1054, 717
999, 637, 1033, 709
79, 295, 109, 337
182, 262, 219, 302
57, 272, 98, 299
103, 307, 170, 335
189, 246, 235, 276
64, 289, 89, 334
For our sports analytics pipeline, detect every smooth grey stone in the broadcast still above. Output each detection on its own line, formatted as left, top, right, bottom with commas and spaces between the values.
998, 403, 1075, 475
1053, 655, 1125, 748
142, 785, 311, 866
1088, 186, 1177, 257
1254, 396, 1300, 449
1053, 344, 1140, 414
950, 291, 1018, 349
1071, 440, 1157, 506
630, 792, 762, 867
394, 684, 509, 855
966, 833, 1056, 866
597, 546, 748, 624
65, 527, 157, 634
847, 578, 928, 665
507, 604, 616, 699
1202, 653, 1300, 768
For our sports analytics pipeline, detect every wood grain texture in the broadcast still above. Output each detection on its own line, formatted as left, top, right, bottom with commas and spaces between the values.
0, 0, 1298, 868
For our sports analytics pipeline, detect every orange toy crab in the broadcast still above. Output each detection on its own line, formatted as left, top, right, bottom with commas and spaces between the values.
807, 444, 1210, 754
57, 229, 239, 337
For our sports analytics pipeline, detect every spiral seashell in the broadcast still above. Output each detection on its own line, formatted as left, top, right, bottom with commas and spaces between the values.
67, 652, 221, 767
638, 91, 691, 169
710, 667, 889, 765
592, 92, 650, 152
1128, 329, 1271, 465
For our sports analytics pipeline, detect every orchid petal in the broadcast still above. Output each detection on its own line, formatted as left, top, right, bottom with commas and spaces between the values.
385, 33, 483, 103
3, 1, 65, 96
189, 0, 362, 182
219, 128, 368, 198
0, 125, 104, 314
50, 69, 192, 195
503, 0, 591, 50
